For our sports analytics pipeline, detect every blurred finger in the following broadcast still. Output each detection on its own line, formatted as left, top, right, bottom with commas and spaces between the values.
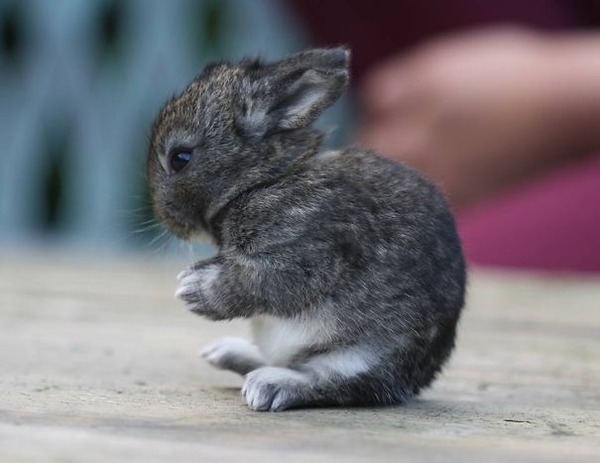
360, 60, 423, 118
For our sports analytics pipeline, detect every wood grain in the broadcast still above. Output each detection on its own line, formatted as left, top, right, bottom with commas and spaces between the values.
0, 251, 598, 462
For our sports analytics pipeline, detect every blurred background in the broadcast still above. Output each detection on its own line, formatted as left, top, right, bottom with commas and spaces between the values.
0, 0, 311, 259
1, 0, 599, 272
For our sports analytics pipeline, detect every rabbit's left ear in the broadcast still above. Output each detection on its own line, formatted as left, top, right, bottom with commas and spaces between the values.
239, 48, 350, 138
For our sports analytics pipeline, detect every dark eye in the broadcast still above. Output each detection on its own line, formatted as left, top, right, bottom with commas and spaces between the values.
169, 151, 192, 173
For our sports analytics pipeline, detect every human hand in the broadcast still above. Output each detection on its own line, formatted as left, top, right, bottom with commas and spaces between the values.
360, 27, 586, 208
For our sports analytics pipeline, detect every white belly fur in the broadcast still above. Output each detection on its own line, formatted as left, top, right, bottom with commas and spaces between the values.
251, 313, 334, 366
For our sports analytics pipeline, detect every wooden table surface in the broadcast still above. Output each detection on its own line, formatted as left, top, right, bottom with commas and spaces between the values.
1, 251, 598, 462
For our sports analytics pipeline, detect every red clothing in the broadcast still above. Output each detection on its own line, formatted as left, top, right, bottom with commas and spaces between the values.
460, 155, 600, 272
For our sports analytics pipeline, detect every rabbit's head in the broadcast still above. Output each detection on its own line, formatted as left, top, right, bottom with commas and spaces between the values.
148, 48, 349, 240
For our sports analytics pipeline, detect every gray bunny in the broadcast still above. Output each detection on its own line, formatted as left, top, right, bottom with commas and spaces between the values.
147, 48, 466, 411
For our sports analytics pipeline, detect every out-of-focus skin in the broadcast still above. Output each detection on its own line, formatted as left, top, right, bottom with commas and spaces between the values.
359, 27, 600, 209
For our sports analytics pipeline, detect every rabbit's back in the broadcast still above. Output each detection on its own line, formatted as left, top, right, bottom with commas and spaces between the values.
222, 147, 465, 328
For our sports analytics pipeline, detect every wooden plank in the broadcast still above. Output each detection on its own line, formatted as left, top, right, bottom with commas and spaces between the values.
0, 251, 598, 462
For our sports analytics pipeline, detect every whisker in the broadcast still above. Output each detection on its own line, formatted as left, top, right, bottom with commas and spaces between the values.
132, 221, 162, 235
148, 228, 170, 248
187, 241, 195, 266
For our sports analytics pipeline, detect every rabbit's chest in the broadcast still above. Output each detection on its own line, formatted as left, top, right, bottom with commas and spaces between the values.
251, 314, 332, 366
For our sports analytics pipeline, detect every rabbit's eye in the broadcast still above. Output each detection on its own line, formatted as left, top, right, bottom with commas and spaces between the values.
169, 151, 192, 173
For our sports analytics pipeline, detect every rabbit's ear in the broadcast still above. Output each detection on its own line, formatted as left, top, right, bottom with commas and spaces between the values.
240, 48, 349, 138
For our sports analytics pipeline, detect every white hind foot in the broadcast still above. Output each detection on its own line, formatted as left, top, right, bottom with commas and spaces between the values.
241, 345, 381, 411
242, 366, 310, 411
200, 337, 265, 376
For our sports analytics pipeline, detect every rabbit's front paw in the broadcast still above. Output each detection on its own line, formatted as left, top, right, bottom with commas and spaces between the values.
175, 264, 222, 318
242, 367, 310, 412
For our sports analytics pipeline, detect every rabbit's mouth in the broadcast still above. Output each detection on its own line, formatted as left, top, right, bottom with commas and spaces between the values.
154, 201, 208, 241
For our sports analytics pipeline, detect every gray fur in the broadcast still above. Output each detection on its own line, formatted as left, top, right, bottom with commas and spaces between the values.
148, 48, 467, 411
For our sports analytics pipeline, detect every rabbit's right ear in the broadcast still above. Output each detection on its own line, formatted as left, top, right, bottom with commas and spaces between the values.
238, 48, 350, 139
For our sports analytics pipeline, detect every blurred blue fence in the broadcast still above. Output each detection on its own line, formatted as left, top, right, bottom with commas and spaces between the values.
0, 0, 352, 255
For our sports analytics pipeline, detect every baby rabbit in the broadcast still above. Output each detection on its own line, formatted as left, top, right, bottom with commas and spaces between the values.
148, 48, 466, 411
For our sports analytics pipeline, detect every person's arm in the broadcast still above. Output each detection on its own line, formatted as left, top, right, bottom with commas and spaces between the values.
359, 28, 600, 208
545, 33, 600, 155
